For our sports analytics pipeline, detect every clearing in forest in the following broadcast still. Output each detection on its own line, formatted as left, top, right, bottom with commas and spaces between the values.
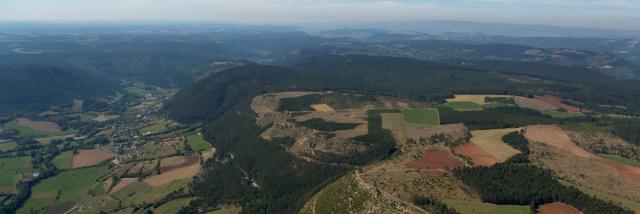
310, 104, 335, 112
72, 148, 115, 168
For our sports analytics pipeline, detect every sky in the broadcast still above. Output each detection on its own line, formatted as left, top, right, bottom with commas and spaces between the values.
0, 0, 639, 30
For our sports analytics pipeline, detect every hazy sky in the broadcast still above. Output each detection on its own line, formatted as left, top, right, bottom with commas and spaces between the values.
1, 0, 639, 30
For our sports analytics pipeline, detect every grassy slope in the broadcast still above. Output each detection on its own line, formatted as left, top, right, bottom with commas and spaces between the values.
18, 166, 107, 214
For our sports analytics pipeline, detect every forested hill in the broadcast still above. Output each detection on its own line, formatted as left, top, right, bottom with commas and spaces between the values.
164, 54, 640, 213
0, 65, 113, 107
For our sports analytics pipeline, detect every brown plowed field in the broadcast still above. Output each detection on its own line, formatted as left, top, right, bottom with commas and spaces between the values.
454, 143, 500, 166
0, 186, 12, 194
160, 155, 199, 173
404, 148, 465, 171
534, 95, 587, 112
13, 118, 61, 132
526, 125, 640, 183
144, 162, 200, 187
537, 202, 581, 214
72, 148, 115, 168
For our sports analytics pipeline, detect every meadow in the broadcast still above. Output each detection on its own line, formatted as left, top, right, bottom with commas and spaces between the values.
186, 133, 212, 152
52, 151, 74, 169
0, 156, 31, 193
18, 167, 106, 214
403, 108, 440, 125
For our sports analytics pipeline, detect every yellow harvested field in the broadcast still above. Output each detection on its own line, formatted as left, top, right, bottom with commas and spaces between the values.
469, 128, 522, 161
144, 161, 200, 187
110, 178, 138, 193
310, 104, 335, 112
446, 94, 514, 105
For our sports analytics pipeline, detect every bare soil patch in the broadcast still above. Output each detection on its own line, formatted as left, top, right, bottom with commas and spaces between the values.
72, 148, 115, 168
454, 143, 501, 166
537, 202, 581, 214
404, 148, 465, 172
534, 95, 587, 112
110, 178, 138, 194
13, 118, 61, 132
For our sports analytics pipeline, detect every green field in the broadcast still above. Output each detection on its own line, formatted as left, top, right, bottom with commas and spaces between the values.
151, 197, 195, 214
481, 102, 513, 109
114, 178, 191, 206
3, 121, 49, 137
18, 167, 106, 214
444, 200, 530, 214
3, 121, 77, 138
0, 141, 17, 151
444, 101, 483, 111
543, 111, 584, 118
139, 119, 172, 134
403, 108, 440, 125
52, 151, 74, 169
186, 133, 212, 152
0, 156, 31, 193
602, 155, 640, 168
